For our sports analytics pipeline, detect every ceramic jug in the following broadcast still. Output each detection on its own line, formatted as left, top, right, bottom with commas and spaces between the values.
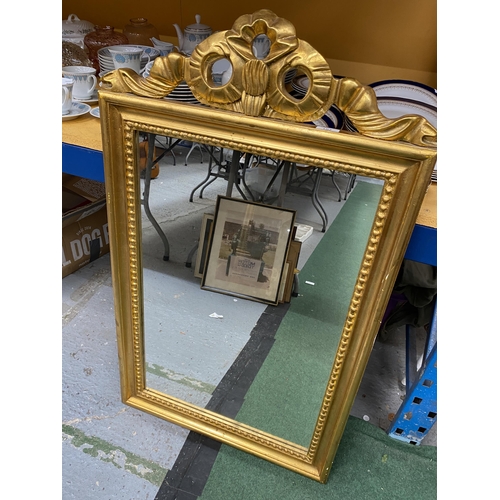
84, 26, 129, 72
173, 14, 212, 56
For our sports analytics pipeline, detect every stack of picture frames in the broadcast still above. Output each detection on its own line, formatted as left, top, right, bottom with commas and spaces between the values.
194, 196, 302, 305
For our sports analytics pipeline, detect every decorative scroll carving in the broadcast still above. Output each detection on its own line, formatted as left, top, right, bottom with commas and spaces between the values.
101, 9, 436, 148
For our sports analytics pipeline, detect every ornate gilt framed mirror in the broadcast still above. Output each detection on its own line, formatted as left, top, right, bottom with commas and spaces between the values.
99, 9, 436, 483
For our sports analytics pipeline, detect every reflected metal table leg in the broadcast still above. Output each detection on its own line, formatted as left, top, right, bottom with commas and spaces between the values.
331, 171, 342, 202
344, 173, 356, 199
239, 153, 256, 201
311, 168, 328, 232
226, 151, 242, 197
142, 133, 170, 261
185, 242, 198, 268
276, 160, 290, 206
185, 143, 204, 165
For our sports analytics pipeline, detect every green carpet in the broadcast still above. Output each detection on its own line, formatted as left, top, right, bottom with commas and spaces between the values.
199, 415, 437, 499
234, 180, 383, 446
199, 181, 437, 498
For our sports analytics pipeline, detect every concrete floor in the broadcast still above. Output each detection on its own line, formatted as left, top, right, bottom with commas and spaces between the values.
62, 143, 436, 499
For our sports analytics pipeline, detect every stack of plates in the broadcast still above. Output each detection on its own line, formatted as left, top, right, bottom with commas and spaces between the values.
163, 81, 200, 104
291, 75, 309, 95
309, 105, 344, 131
369, 79, 438, 182
343, 116, 358, 133
284, 69, 296, 85
97, 45, 160, 73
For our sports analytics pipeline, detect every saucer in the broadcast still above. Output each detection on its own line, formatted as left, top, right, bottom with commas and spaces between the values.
90, 107, 100, 119
74, 91, 98, 103
62, 101, 91, 121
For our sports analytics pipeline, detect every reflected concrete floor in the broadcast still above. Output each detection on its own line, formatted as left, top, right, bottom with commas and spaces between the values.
62, 143, 436, 499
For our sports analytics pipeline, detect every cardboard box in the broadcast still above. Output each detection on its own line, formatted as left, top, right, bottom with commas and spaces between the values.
62, 174, 109, 278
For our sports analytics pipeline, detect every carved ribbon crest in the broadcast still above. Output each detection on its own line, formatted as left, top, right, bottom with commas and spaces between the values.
102, 9, 436, 148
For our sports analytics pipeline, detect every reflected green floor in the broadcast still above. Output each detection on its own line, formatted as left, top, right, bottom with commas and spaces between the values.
234, 181, 383, 446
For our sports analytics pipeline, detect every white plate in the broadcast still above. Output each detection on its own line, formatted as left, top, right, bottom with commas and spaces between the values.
74, 91, 99, 103
62, 101, 91, 121
293, 75, 309, 89
90, 107, 100, 119
369, 79, 437, 107
284, 69, 297, 83
169, 89, 195, 96
311, 105, 344, 130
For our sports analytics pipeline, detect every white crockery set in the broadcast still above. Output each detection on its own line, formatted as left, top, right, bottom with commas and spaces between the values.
61, 77, 92, 121
62, 64, 99, 121
98, 45, 160, 76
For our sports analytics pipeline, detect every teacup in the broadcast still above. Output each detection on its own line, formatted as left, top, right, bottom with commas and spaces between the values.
62, 66, 97, 100
150, 37, 174, 56
62, 77, 74, 115
108, 46, 150, 74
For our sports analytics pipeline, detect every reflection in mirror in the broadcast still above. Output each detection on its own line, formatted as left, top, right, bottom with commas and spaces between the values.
211, 58, 232, 87
252, 34, 271, 59
141, 145, 383, 446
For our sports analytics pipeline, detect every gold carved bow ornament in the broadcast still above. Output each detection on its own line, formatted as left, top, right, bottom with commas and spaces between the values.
101, 9, 436, 148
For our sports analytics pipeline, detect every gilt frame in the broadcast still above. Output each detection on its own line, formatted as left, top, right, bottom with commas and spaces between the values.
99, 87, 436, 482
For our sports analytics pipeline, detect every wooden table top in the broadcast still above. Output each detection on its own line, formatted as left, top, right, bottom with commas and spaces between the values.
63, 108, 102, 151
416, 182, 436, 229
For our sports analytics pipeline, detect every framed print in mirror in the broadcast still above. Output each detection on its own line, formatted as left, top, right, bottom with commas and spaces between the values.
201, 196, 296, 305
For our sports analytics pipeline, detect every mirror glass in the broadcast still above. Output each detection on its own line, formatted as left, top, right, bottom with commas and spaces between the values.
211, 57, 232, 87
140, 144, 383, 446
252, 34, 271, 59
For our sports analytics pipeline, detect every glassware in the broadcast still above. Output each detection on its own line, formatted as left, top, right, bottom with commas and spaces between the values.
84, 26, 129, 72
123, 18, 159, 46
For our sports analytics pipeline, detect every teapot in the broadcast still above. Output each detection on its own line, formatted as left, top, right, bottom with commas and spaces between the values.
173, 14, 212, 56
62, 14, 95, 49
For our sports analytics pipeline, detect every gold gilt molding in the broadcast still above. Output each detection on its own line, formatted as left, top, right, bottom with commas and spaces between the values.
124, 124, 144, 392
307, 175, 396, 460
140, 387, 312, 462
101, 9, 437, 148
122, 116, 398, 463
127, 120, 372, 176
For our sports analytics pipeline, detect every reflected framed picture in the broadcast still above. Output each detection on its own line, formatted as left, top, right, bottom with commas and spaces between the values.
201, 196, 296, 305
194, 213, 214, 278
